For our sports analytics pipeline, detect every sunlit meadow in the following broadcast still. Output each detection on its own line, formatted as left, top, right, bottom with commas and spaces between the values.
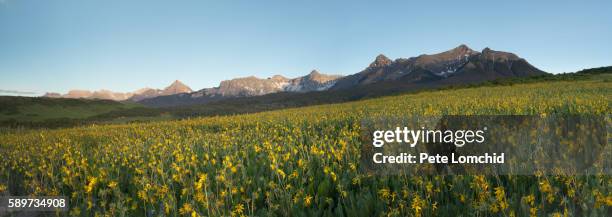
1, 79, 610, 216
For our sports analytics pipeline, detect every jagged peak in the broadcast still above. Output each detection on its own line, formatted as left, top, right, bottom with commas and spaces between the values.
369, 54, 392, 68
452, 44, 474, 53
457, 44, 469, 48
480, 47, 520, 60
170, 80, 185, 86
164, 80, 192, 93
303, 69, 339, 83
309, 69, 321, 76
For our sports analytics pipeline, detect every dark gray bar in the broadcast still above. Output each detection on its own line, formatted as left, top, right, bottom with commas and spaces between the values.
0, 196, 68, 212
360, 115, 610, 175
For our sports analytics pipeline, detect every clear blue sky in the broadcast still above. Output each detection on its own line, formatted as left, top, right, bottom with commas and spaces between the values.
1, 0, 610, 96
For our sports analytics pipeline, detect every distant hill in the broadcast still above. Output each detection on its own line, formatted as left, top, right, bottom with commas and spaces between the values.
43, 80, 193, 101
0, 96, 141, 127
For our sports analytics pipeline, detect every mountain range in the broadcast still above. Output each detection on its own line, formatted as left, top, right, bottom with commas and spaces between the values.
44, 45, 546, 107
331, 45, 544, 89
43, 80, 193, 101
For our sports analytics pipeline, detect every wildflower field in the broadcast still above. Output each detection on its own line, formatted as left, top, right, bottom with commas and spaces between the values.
1, 78, 611, 216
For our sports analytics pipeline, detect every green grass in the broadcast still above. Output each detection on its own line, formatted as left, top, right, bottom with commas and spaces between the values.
0, 102, 137, 122
0, 96, 141, 122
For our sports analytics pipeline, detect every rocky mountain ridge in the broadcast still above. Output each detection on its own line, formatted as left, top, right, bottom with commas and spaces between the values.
191, 70, 342, 98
